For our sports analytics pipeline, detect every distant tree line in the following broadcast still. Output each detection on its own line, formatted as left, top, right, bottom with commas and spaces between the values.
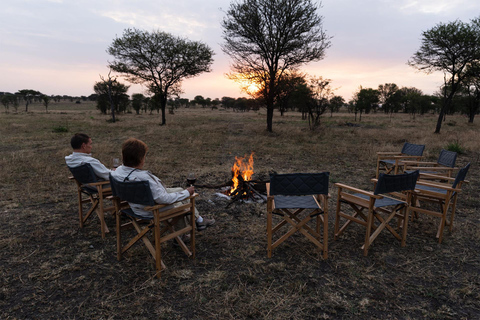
0, 90, 96, 113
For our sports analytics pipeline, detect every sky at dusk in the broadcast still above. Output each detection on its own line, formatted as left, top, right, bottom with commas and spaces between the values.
1, 0, 479, 101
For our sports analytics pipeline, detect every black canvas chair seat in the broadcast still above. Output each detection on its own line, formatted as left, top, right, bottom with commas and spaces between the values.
335, 171, 419, 256
410, 163, 470, 243
353, 193, 404, 207
109, 174, 197, 278
376, 142, 425, 178
68, 163, 114, 239
274, 195, 321, 209
267, 172, 329, 259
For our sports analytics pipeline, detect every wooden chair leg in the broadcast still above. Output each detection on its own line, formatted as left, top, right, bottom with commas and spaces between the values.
154, 212, 162, 278
267, 210, 273, 258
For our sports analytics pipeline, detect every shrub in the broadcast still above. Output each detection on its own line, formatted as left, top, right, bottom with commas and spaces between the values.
52, 126, 68, 133
445, 140, 465, 154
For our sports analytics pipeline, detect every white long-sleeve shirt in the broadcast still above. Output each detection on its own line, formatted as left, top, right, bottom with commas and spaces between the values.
65, 152, 112, 181
111, 165, 190, 219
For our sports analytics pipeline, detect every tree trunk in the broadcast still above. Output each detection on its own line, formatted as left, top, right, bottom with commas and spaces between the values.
266, 105, 274, 132
107, 80, 116, 123
468, 112, 475, 123
435, 91, 455, 133
160, 95, 167, 125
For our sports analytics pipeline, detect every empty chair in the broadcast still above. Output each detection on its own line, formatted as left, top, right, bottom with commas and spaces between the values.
109, 174, 197, 278
402, 149, 457, 177
267, 173, 329, 259
376, 142, 425, 178
335, 170, 419, 256
410, 163, 470, 243
68, 163, 114, 239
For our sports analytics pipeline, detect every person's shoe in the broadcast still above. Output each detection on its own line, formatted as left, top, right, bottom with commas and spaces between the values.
196, 217, 215, 231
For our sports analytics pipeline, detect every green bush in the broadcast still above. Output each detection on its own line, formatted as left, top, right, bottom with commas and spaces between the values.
52, 126, 68, 133
445, 140, 465, 154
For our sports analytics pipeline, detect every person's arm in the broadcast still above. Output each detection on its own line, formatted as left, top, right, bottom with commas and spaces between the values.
147, 172, 190, 204
89, 158, 112, 181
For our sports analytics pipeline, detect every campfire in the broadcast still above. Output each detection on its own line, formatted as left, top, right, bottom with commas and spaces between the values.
229, 153, 254, 195
195, 152, 267, 206
226, 153, 266, 205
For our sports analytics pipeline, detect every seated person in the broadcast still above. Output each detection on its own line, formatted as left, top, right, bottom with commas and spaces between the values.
111, 138, 214, 231
65, 133, 113, 180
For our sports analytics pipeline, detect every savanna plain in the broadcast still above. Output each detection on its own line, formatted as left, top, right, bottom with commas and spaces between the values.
0, 101, 479, 319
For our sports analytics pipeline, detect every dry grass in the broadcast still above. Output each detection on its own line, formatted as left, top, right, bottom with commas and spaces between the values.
1, 101, 479, 319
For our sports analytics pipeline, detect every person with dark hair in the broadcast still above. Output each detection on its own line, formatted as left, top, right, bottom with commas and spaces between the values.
112, 138, 215, 231
65, 133, 113, 180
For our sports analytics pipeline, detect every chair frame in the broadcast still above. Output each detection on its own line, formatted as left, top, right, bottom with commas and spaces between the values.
409, 163, 470, 243
267, 173, 329, 259
109, 175, 197, 278
334, 171, 418, 256
376, 142, 425, 178
68, 164, 114, 239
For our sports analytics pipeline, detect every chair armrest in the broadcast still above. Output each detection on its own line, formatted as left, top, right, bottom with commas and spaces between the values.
411, 166, 453, 171
377, 152, 402, 155
144, 193, 198, 211
88, 180, 110, 186
419, 173, 456, 181
402, 160, 437, 166
392, 155, 424, 159
335, 183, 382, 199
416, 180, 461, 192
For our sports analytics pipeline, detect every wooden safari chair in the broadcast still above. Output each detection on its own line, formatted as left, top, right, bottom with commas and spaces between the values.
376, 142, 425, 178
402, 149, 457, 178
109, 174, 197, 278
334, 170, 419, 256
267, 172, 329, 259
68, 163, 114, 239
410, 163, 470, 243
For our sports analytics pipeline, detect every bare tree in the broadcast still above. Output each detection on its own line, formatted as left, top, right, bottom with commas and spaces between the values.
221, 0, 331, 132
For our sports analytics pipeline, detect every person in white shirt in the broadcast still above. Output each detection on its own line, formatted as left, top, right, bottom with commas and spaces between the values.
111, 138, 214, 231
65, 133, 112, 180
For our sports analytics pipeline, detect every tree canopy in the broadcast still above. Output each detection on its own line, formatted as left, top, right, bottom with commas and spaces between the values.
408, 16, 480, 133
108, 28, 214, 125
221, 0, 331, 132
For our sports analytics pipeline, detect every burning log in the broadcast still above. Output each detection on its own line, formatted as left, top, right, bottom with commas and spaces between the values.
195, 152, 267, 207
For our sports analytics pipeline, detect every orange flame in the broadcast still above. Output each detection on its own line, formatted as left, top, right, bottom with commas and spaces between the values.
230, 153, 254, 195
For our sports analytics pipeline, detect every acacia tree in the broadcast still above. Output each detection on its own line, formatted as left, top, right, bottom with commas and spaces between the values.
329, 95, 345, 117
16, 89, 41, 112
42, 95, 50, 113
93, 78, 130, 117
408, 17, 480, 133
221, 0, 331, 132
108, 28, 214, 125
352, 87, 379, 121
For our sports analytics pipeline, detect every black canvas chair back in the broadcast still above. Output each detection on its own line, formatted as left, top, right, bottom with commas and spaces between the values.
401, 142, 425, 156
374, 170, 419, 195
437, 149, 457, 168
109, 173, 197, 278
267, 172, 330, 259
452, 163, 470, 189
69, 163, 98, 184
410, 162, 470, 243
109, 174, 155, 207
68, 163, 114, 239
335, 170, 419, 255
269, 172, 329, 196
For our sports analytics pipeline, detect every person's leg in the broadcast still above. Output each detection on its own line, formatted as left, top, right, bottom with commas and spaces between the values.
166, 187, 214, 230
